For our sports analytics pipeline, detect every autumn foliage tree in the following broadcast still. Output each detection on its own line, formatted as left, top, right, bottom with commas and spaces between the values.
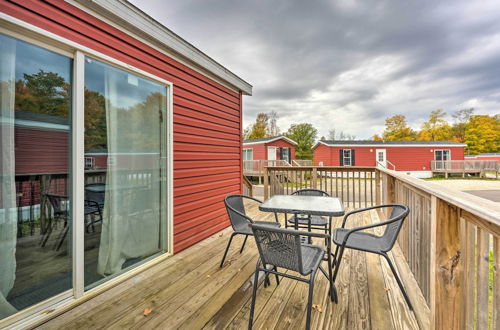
244, 113, 270, 139
382, 115, 417, 141
464, 115, 500, 154
418, 109, 453, 141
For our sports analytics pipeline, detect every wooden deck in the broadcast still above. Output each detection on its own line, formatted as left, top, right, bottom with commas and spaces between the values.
39, 204, 423, 330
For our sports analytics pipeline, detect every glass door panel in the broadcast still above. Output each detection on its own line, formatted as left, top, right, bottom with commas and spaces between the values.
0, 34, 72, 320
83, 57, 167, 289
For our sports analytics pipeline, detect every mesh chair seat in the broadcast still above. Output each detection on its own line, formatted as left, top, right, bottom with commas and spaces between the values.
300, 244, 325, 275
287, 215, 327, 226
234, 220, 280, 235
333, 228, 385, 252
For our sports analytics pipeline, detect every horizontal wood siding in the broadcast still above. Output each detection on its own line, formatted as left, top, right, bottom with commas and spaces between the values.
2, 0, 243, 252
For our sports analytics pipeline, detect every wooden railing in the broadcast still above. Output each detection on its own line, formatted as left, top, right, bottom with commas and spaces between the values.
292, 159, 313, 166
263, 165, 500, 329
243, 160, 290, 178
242, 175, 253, 197
431, 160, 499, 172
263, 166, 378, 208
378, 167, 499, 330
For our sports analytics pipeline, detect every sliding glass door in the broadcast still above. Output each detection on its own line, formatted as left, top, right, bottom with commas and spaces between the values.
0, 34, 72, 319
83, 57, 168, 289
0, 32, 170, 323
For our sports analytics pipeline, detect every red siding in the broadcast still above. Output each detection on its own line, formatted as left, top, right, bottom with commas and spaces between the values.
244, 144, 266, 160
465, 155, 500, 163
314, 145, 465, 171
2, 0, 244, 252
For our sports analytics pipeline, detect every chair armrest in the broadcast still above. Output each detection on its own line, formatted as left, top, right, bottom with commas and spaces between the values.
340, 204, 400, 228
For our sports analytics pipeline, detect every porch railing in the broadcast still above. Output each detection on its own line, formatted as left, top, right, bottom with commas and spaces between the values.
431, 160, 499, 172
243, 160, 290, 177
292, 159, 313, 166
263, 165, 500, 329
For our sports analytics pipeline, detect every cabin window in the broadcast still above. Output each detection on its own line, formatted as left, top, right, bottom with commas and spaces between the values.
340, 149, 355, 166
281, 147, 291, 163
84, 157, 95, 169
243, 148, 253, 161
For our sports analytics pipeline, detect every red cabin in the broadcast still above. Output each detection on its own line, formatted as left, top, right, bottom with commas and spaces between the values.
243, 136, 297, 164
465, 153, 500, 163
313, 140, 466, 178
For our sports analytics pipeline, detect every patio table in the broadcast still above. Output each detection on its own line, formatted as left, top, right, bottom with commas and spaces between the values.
259, 195, 345, 243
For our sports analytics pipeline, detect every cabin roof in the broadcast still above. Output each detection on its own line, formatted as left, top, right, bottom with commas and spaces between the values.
314, 140, 466, 149
243, 136, 298, 146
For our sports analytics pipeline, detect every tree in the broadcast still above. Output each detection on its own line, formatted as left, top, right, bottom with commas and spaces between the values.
451, 108, 474, 143
338, 131, 356, 140
418, 109, 453, 141
328, 129, 336, 140
268, 111, 280, 136
464, 115, 500, 154
382, 114, 417, 140
372, 134, 383, 141
284, 123, 318, 159
245, 113, 269, 139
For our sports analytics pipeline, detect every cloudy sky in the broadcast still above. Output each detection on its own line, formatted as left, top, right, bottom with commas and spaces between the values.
131, 0, 500, 139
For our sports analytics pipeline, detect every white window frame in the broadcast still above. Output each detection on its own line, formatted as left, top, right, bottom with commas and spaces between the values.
243, 148, 253, 161
0, 14, 174, 329
343, 149, 352, 166
434, 149, 451, 161
84, 156, 95, 169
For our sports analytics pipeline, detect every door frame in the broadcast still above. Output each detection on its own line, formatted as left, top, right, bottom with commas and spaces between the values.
375, 149, 387, 168
267, 146, 277, 161
0, 14, 174, 329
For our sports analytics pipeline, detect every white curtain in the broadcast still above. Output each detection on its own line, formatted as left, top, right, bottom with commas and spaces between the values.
97, 66, 161, 276
0, 35, 18, 318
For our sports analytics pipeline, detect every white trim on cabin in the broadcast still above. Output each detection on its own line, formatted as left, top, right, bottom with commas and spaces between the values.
243, 136, 298, 146
68, 0, 252, 95
313, 140, 466, 149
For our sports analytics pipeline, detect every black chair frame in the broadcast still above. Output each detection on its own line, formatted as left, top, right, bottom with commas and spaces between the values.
248, 225, 336, 330
331, 204, 413, 310
220, 194, 280, 268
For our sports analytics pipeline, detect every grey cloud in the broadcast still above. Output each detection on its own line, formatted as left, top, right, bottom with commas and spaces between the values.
131, 0, 500, 138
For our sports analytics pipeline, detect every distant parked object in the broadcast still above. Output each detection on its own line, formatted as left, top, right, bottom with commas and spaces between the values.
313, 140, 466, 178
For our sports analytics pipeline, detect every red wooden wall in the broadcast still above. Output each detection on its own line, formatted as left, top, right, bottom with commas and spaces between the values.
314, 145, 465, 171
2, 0, 244, 252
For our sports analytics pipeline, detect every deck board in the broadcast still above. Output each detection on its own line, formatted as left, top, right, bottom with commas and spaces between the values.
39, 204, 423, 330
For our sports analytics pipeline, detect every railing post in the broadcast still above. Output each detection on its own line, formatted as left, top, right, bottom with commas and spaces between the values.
263, 167, 269, 200
430, 196, 463, 330
375, 169, 381, 206
383, 172, 395, 217
311, 167, 317, 189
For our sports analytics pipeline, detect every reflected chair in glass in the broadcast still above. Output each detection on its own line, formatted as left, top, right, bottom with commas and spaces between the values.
220, 195, 280, 268
248, 224, 335, 330
331, 204, 413, 310
40, 193, 69, 248
84, 183, 105, 232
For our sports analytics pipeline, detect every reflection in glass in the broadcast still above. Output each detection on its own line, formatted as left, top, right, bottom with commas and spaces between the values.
0, 34, 72, 319
84, 57, 167, 289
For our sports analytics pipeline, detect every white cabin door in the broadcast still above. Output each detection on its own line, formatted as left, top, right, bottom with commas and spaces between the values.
376, 149, 387, 168
267, 146, 277, 161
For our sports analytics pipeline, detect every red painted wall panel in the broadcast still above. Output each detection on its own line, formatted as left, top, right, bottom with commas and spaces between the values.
314, 145, 466, 171
243, 138, 296, 161
3, 0, 244, 252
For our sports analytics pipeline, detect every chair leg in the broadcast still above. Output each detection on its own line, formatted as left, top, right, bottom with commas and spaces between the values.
382, 253, 414, 311
220, 232, 236, 268
240, 235, 248, 254
331, 246, 346, 284
248, 260, 261, 330
305, 270, 317, 330
273, 266, 280, 285
55, 225, 69, 251
327, 249, 337, 303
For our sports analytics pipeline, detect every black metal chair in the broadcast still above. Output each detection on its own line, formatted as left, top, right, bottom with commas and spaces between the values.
286, 189, 332, 243
248, 224, 335, 330
220, 194, 280, 268
40, 193, 69, 248
331, 204, 413, 310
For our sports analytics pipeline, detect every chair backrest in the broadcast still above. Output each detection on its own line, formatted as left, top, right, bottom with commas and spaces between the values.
224, 195, 259, 232
45, 193, 68, 216
292, 189, 329, 197
380, 205, 410, 251
251, 224, 305, 274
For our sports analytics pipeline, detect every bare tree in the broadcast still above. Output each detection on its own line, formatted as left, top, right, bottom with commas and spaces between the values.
268, 110, 280, 136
